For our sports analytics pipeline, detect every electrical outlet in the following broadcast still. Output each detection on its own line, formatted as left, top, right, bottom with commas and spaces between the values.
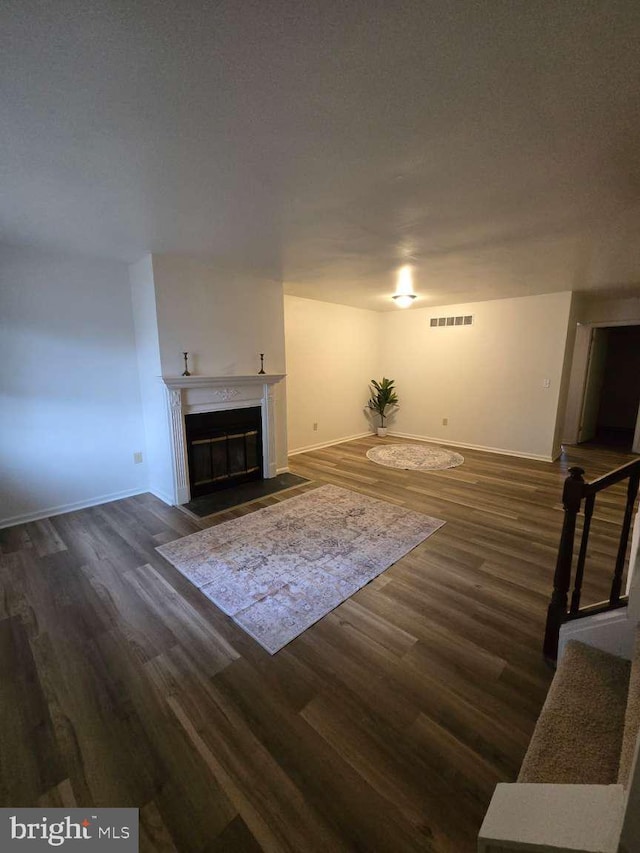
442, 418, 448, 426
313, 422, 318, 431
543, 378, 551, 389
133, 451, 143, 464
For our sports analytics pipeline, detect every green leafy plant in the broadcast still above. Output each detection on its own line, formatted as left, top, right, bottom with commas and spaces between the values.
367, 377, 399, 428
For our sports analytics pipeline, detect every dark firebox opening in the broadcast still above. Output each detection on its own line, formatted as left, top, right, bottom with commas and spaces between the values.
185, 407, 262, 498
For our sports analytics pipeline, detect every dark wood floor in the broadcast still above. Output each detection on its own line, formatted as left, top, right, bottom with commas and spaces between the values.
1, 438, 637, 852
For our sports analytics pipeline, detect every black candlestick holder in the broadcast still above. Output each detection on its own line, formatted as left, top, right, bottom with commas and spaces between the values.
182, 352, 191, 376
258, 353, 265, 375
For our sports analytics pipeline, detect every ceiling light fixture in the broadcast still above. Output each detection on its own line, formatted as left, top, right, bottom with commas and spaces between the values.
391, 293, 417, 308
392, 265, 417, 307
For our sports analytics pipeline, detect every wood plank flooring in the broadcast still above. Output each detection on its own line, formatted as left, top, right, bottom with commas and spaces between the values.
0, 437, 637, 851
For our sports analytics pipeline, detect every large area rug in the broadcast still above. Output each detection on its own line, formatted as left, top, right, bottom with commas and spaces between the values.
367, 443, 464, 470
157, 484, 444, 654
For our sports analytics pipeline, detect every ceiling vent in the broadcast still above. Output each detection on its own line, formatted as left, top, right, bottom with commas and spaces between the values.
430, 315, 473, 328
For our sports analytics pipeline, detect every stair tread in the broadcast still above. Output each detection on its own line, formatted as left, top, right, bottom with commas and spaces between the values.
618, 628, 640, 785
518, 640, 630, 785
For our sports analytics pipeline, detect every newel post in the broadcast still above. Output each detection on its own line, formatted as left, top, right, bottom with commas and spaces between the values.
543, 467, 585, 662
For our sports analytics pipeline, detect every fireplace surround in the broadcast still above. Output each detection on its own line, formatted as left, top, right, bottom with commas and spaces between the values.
161, 374, 285, 505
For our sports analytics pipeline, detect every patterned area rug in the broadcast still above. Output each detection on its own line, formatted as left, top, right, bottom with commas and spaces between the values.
157, 484, 444, 654
366, 443, 464, 470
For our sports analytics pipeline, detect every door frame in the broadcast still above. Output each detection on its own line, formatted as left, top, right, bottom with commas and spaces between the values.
563, 320, 640, 451
578, 327, 609, 443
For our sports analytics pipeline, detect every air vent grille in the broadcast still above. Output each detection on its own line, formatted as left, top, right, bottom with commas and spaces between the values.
429, 315, 473, 328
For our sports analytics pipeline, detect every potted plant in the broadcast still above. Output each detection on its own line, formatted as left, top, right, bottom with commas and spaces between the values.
367, 377, 398, 436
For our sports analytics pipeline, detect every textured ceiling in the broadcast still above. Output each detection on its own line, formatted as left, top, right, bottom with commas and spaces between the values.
2, 0, 640, 310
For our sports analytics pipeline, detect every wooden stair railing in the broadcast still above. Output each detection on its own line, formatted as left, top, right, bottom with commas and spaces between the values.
544, 458, 640, 662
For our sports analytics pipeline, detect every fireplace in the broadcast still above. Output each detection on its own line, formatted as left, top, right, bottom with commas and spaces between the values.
161, 374, 285, 506
185, 407, 263, 497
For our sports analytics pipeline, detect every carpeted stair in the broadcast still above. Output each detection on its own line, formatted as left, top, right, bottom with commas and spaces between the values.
518, 632, 640, 786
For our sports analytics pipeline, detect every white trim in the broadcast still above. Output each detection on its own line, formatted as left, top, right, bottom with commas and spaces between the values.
563, 324, 593, 444
288, 432, 372, 456
161, 374, 286, 504
387, 431, 555, 462
0, 488, 147, 530
166, 387, 190, 505
629, 509, 640, 603
558, 607, 637, 662
580, 319, 640, 328
162, 374, 286, 389
479, 783, 625, 853
149, 487, 174, 506
276, 466, 290, 474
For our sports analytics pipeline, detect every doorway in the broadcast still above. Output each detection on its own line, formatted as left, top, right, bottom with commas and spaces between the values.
579, 325, 640, 451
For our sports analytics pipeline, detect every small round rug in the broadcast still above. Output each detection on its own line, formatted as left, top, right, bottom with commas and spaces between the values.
366, 443, 464, 471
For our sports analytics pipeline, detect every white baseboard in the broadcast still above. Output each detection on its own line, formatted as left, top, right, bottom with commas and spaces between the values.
559, 607, 638, 662
288, 432, 372, 456
479, 782, 625, 853
387, 431, 555, 463
0, 487, 148, 530
148, 487, 174, 507
276, 466, 290, 474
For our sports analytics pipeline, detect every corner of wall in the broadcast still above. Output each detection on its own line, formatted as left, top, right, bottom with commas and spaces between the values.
552, 291, 580, 458
283, 295, 382, 452
129, 254, 174, 504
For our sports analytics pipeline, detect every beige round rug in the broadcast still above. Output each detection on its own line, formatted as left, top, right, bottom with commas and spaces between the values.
366, 443, 464, 471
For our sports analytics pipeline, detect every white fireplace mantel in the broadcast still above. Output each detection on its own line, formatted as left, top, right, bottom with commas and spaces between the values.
161, 374, 285, 505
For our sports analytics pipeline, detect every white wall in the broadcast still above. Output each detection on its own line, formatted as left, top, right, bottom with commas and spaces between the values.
151, 254, 288, 470
579, 295, 640, 325
0, 246, 147, 527
551, 292, 581, 457
129, 255, 174, 504
284, 296, 382, 453
379, 291, 574, 461
562, 324, 592, 445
